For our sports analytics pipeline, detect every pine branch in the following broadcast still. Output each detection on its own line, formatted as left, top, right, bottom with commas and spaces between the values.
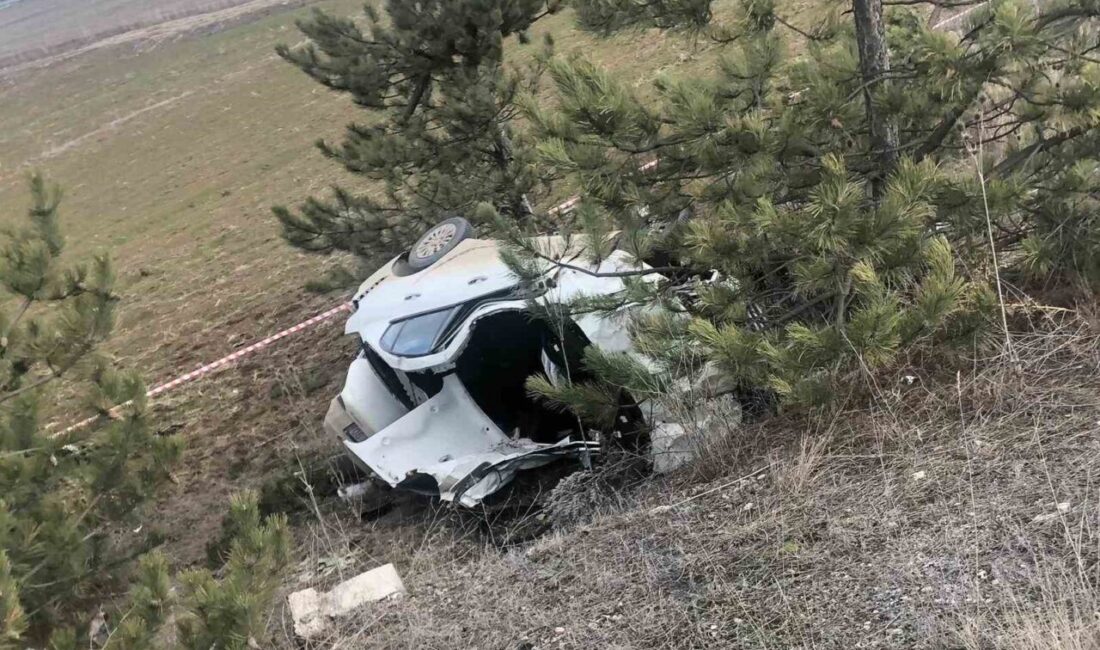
1035, 4, 1100, 29
400, 76, 432, 124
913, 102, 971, 162
992, 126, 1088, 177
774, 15, 824, 41
882, 0, 988, 6
772, 293, 837, 326
0, 296, 32, 345
0, 371, 58, 405
526, 246, 693, 278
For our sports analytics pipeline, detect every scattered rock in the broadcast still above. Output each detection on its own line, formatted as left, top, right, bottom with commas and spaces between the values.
650, 423, 696, 474
289, 563, 406, 640
89, 609, 109, 648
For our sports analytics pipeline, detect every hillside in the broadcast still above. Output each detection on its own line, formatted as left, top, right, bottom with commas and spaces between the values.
276, 323, 1100, 649
0, 0, 318, 71
2, 0, 1097, 647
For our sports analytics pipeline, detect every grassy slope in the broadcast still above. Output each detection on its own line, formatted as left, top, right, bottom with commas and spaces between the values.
0, 0, 265, 59
0, 0, 367, 561
281, 326, 1100, 649
0, 0, 361, 382
12, 4, 1087, 647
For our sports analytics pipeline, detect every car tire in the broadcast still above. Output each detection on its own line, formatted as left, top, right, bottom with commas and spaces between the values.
406, 216, 474, 271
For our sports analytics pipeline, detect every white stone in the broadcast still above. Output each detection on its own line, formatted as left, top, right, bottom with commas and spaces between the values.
289, 563, 406, 640
650, 422, 697, 474
287, 589, 326, 639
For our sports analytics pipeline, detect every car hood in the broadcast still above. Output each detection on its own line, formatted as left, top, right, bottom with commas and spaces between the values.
346, 238, 517, 337
344, 235, 653, 372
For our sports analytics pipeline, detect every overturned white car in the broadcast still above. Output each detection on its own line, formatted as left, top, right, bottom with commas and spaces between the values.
324, 217, 672, 507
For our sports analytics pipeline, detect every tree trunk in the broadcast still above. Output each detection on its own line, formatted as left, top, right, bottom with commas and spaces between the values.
400, 76, 431, 125
493, 124, 534, 218
852, 0, 899, 195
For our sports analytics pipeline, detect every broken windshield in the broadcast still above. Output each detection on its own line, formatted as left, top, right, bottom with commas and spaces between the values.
378, 287, 526, 358
379, 306, 459, 357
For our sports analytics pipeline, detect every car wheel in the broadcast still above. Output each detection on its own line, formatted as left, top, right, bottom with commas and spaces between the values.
407, 216, 474, 271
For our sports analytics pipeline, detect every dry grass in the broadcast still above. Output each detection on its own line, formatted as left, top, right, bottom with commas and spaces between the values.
955, 565, 1100, 650
273, 319, 1100, 649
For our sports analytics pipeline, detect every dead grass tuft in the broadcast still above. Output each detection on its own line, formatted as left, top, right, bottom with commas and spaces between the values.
272, 317, 1100, 649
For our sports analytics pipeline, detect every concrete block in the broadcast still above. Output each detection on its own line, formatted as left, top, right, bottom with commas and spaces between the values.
289, 563, 406, 640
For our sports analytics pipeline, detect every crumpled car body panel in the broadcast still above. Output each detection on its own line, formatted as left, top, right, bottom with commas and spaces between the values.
343, 374, 598, 507
327, 236, 656, 506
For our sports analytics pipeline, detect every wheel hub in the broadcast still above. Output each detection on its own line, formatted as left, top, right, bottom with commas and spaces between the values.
414, 223, 457, 259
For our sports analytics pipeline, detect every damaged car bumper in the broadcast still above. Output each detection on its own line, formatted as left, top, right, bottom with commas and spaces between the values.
327, 374, 598, 507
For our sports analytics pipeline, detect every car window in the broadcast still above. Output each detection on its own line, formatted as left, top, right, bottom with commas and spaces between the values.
380, 306, 458, 357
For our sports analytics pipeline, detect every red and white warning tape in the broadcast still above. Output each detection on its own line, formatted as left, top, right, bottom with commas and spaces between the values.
548, 159, 658, 216
56, 161, 663, 437
145, 302, 352, 398
53, 302, 353, 437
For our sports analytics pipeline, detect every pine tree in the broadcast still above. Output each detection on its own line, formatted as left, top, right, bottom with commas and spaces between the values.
0, 175, 182, 644
0, 551, 25, 650
94, 492, 290, 650
512, 0, 1098, 409
103, 552, 172, 650
273, 0, 562, 264
175, 492, 290, 650
104, 492, 291, 650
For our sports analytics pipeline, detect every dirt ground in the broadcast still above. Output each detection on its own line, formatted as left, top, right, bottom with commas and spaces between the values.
273, 321, 1100, 649
0, 0, 317, 72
